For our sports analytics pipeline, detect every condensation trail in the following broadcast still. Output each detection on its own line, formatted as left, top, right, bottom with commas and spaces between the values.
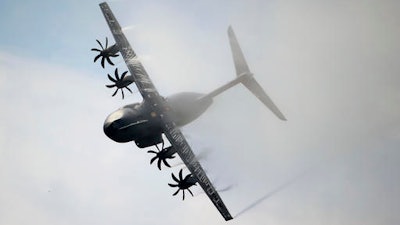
235, 170, 309, 218
122, 25, 136, 31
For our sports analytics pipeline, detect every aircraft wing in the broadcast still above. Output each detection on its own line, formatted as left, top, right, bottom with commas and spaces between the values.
99, 2, 158, 100
162, 121, 233, 221
99, 2, 233, 221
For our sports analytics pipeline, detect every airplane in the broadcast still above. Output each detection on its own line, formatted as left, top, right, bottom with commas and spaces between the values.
92, 2, 286, 221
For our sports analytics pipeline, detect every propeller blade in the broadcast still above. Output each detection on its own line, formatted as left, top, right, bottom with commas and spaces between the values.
157, 158, 162, 170
125, 86, 133, 93
106, 56, 114, 66
172, 173, 180, 183
101, 57, 105, 68
91, 48, 101, 52
121, 89, 125, 99
168, 183, 178, 187
147, 150, 158, 154
173, 189, 180, 196
106, 84, 116, 88
121, 71, 128, 80
94, 54, 101, 62
107, 74, 117, 82
112, 88, 118, 97
187, 188, 194, 197
105, 37, 108, 48
150, 156, 157, 165
163, 159, 171, 168
179, 169, 183, 181
182, 190, 185, 200
114, 68, 120, 80
96, 39, 104, 50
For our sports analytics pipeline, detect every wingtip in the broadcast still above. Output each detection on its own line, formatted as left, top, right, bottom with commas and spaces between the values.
225, 215, 234, 221
274, 110, 287, 121
278, 113, 287, 121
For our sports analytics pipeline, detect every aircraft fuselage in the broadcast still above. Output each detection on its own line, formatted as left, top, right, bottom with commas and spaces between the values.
103, 92, 213, 148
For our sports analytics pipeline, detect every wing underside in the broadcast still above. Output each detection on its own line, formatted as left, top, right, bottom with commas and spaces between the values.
99, 2, 158, 100
163, 121, 233, 221
99, 2, 233, 221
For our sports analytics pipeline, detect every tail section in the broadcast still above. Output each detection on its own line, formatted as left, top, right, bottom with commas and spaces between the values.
228, 26, 250, 77
228, 26, 286, 121
199, 27, 286, 121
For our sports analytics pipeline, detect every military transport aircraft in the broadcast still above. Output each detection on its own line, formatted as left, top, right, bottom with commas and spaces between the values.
92, 2, 286, 221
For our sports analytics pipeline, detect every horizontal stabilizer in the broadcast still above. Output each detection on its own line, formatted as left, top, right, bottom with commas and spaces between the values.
241, 76, 286, 120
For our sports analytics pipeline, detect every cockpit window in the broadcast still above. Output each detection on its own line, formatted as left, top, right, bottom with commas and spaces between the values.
122, 103, 141, 110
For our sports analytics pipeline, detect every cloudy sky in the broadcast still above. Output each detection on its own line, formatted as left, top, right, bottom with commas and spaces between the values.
1, 0, 400, 224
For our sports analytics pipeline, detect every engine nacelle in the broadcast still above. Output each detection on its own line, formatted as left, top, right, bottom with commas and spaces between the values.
134, 134, 163, 148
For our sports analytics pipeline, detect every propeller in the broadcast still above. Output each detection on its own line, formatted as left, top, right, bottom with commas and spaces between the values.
91, 37, 119, 68
148, 145, 176, 170
106, 68, 134, 99
168, 169, 197, 200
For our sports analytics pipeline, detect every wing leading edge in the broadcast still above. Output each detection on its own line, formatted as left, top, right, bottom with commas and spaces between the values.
99, 2, 233, 221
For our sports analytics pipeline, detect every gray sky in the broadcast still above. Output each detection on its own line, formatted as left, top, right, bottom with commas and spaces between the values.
1, 0, 400, 224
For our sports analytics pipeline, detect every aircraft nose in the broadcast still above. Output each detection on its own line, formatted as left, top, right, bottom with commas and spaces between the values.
103, 119, 122, 138
103, 109, 130, 142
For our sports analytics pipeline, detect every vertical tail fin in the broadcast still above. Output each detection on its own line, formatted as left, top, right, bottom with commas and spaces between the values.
228, 26, 287, 121
228, 26, 251, 77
